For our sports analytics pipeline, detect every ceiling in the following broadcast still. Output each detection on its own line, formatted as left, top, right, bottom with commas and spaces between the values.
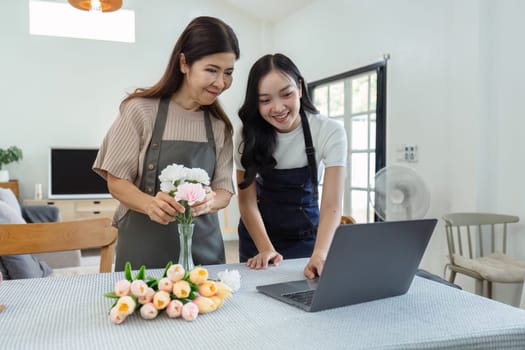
221, 0, 315, 22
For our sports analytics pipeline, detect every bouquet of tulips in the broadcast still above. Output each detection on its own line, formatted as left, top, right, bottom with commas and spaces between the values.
105, 262, 240, 324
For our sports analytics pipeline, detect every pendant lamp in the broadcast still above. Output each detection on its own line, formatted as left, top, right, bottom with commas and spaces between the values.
68, 0, 122, 12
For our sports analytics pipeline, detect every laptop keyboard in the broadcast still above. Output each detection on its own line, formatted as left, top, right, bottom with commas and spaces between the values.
282, 290, 315, 306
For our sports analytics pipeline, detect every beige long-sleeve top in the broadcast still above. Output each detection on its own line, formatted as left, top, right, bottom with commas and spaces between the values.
93, 97, 235, 223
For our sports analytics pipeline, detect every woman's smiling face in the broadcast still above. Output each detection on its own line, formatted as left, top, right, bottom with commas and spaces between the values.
257, 69, 302, 133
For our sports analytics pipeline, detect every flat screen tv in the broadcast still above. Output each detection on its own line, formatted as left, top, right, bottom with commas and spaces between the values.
49, 148, 111, 199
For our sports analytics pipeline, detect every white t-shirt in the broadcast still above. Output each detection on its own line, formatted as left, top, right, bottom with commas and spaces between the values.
234, 113, 347, 179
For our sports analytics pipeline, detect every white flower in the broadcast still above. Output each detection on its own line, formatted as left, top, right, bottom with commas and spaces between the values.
185, 167, 210, 185
160, 181, 176, 194
217, 269, 241, 292
159, 164, 187, 184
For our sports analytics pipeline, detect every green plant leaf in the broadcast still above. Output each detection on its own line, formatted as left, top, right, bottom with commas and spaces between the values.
161, 261, 173, 278
125, 262, 132, 281
135, 265, 146, 281
104, 292, 119, 298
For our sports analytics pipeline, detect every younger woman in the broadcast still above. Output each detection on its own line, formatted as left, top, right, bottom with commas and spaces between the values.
235, 54, 347, 279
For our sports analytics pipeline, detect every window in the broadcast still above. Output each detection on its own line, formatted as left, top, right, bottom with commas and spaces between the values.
29, 1, 135, 43
309, 61, 387, 223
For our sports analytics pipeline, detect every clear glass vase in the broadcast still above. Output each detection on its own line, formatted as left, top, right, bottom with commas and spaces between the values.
178, 223, 195, 271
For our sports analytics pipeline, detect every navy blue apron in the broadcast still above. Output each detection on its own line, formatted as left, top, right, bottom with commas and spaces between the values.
238, 110, 319, 262
116, 98, 225, 270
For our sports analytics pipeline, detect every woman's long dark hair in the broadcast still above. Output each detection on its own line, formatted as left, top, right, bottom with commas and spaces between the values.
123, 16, 240, 133
237, 53, 318, 189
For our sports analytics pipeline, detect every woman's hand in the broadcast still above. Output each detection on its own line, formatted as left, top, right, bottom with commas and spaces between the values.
190, 186, 216, 217
145, 192, 185, 225
304, 254, 325, 279
246, 250, 283, 269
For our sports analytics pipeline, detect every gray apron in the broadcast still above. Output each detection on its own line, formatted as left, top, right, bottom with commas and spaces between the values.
115, 98, 225, 271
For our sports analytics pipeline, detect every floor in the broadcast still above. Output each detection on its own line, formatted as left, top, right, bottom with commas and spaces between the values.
81, 239, 240, 267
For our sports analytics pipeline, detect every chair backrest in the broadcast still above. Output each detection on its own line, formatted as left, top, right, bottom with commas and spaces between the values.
340, 215, 356, 224
0, 217, 117, 273
442, 212, 519, 260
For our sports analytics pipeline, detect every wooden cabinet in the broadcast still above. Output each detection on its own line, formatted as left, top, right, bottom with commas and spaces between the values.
23, 198, 118, 221
0, 180, 19, 198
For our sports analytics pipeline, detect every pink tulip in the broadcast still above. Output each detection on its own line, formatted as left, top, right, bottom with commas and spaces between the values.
198, 280, 217, 297
215, 282, 233, 299
115, 296, 136, 316
140, 303, 158, 320
193, 296, 217, 314
130, 280, 148, 297
153, 290, 171, 310
172, 280, 191, 299
110, 306, 126, 324
114, 279, 131, 297
189, 267, 208, 285
210, 296, 224, 309
166, 299, 184, 318
138, 287, 155, 305
181, 302, 199, 321
167, 264, 185, 282
157, 278, 173, 293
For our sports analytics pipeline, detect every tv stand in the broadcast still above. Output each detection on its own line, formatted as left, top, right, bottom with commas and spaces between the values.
23, 198, 118, 221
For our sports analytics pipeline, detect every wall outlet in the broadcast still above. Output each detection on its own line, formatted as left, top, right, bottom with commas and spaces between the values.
404, 144, 417, 162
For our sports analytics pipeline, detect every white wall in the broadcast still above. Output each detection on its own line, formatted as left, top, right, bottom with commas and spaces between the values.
0, 0, 263, 204
271, 0, 525, 305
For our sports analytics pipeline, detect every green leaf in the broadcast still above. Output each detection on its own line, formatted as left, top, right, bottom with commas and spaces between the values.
135, 265, 146, 281
104, 292, 119, 299
124, 262, 133, 281
161, 261, 173, 278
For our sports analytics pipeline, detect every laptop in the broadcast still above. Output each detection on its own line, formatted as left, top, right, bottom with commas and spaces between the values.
256, 218, 437, 312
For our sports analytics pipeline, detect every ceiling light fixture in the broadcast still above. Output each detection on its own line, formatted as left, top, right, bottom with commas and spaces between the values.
68, 0, 122, 12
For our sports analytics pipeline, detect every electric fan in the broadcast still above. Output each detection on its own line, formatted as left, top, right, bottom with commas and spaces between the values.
371, 165, 430, 221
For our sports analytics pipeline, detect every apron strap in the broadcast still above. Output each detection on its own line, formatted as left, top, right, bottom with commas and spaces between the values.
140, 97, 169, 195
300, 110, 318, 190
203, 108, 216, 154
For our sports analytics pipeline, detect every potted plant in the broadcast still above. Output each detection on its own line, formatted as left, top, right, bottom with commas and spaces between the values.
0, 146, 23, 182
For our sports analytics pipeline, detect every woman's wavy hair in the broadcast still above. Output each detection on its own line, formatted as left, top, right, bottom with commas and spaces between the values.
237, 53, 318, 189
123, 16, 239, 133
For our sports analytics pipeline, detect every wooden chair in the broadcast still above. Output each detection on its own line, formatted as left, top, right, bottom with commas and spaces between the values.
340, 215, 356, 224
443, 212, 524, 298
0, 217, 117, 273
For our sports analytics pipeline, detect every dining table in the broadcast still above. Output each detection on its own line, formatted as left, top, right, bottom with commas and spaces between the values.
1, 258, 525, 349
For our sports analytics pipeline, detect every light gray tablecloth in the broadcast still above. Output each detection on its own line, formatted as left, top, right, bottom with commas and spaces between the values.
1, 258, 525, 349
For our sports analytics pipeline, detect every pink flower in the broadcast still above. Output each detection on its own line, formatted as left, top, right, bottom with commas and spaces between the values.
181, 302, 199, 321
198, 280, 217, 297
215, 282, 233, 300
140, 303, 158, 320
189, 267, 208, 285
115, 296, 136, 316
157, 278, 173, 293
153, 290, 171, 310
138, 287, 155, 305
193, 296, 217, 314
110, 307, 126, 324
210, 296, 224, 309
172, 280, 191, 299
130, 280, 148, 297
166, 264, 185, 282
166, 300, 184, 318
175, 183, 206, 205
114, 279, 131, 297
